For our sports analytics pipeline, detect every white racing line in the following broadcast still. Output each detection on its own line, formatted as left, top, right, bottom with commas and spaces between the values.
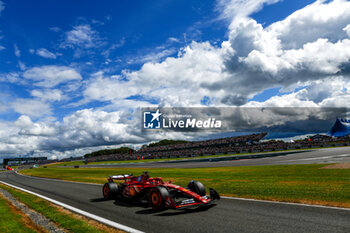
12, 171, 350, 212
0, 179, 144, 233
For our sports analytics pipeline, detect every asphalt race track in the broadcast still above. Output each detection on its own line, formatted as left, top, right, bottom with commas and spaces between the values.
0, 172, 349, 233
79, 147, 350, 169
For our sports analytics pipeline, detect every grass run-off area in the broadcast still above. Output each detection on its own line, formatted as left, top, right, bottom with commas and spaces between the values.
0, 184, 122, 233
0, 193, 37, 233
20, 164, 350, 208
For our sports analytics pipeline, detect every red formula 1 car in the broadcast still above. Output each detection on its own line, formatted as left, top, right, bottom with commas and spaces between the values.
102, 172, 220, 211
5, 165, 13, 171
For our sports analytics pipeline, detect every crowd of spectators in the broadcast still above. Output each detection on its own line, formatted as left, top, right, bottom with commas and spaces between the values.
87, 133, 265, 162
138, 133, 267, 153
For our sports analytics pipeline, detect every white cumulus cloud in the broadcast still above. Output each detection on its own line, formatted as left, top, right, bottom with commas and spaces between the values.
62, 24, 102, 49
267, 0, 350, 49
82, 1, 350, 108
36, 48, 60, 59
10, 99, 52, 118
84, 41, 229, 106
31, 89, 64, 102
39, 109, 144, 151
23, 65, 82, 88
15, 115, 56, 136
216, 0, 282, 22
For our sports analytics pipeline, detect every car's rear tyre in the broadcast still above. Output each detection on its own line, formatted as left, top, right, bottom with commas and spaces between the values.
148, 186, 169, 211
187, 180, 206, 196
103, 182, 119, 200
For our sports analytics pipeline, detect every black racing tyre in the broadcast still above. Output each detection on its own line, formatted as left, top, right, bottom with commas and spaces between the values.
102, 182, 119, 200
187, 180, 206, 196
148, 186, 169, 211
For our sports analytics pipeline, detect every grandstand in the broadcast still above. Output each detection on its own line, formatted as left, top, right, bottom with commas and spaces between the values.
87, 133, 270, 162
87, 133, 267, 162
138, 133, 266, 153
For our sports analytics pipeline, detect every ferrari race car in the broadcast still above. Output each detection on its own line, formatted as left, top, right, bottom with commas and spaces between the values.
102, 172, 220, 211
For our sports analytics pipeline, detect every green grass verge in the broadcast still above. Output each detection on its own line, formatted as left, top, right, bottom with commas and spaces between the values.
0, 194, 36, 233
20, 164, 350, 208
0, 184, 117, 233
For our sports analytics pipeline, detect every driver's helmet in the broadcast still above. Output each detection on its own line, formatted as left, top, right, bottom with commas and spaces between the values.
137, 173, 149, 182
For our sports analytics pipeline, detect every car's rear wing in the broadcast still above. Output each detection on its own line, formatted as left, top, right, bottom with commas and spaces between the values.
108, 174, 133, 182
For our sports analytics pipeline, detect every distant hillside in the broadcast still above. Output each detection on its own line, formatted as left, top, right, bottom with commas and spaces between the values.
84, 147, 134, 158
146, 139, 189, 148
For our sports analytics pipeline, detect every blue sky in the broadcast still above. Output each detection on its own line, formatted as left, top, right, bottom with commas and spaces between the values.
1, 0, 350, 159
1, 0, 227, 121
0, 0, 317, 121
251, 0, 316, 26
0, 0, 223, 72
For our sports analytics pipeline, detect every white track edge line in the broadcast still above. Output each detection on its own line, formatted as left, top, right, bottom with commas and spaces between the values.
0, 180, 144, 233
15, 172, 350, 211
221, 196, 350, 211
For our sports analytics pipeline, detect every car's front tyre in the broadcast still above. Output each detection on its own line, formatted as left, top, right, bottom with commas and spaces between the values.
148, 186, 169, 211
187, 180, 206, 196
